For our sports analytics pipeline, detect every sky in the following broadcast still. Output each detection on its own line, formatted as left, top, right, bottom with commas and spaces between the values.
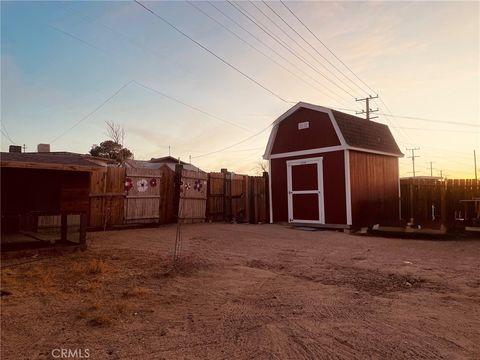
1, 0, 479, 177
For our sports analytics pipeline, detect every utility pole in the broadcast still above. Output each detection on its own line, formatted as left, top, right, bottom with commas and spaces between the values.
474, 150, 478, 181
22, 144, 26, 153
430, 161, 434, 177
439, 170, 443, 179
406, 148, 420, 177
356, 95, 379, 120
168, 145, 171, 156
189, 155, 192, 164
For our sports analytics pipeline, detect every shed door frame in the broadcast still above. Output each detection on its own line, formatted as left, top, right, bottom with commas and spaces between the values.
287, 157, 325, 224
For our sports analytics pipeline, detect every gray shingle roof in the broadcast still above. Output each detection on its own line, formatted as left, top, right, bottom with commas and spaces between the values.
331, 110, 403, 156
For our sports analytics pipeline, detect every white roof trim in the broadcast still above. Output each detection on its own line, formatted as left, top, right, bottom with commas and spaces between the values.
263, 102, 346, 159
263, 102, 402, 159
268, 145, 345, 159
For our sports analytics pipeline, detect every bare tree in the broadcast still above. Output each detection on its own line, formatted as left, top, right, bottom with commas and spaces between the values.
105, 120, 125, 145
256, 159, 269, 175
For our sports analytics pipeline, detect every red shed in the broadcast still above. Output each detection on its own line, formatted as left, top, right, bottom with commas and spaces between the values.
264, 102, 403, 228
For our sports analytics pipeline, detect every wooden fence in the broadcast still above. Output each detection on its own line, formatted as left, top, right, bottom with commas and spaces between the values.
400, 178, 480, 228
206, 170, 269, 223
88, 166, 269, 229
89, 167, 125, 229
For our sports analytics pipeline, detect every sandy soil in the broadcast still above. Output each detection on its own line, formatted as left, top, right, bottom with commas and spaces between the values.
1, 223, 479, 359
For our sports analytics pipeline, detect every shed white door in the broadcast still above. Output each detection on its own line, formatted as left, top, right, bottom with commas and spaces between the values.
287, 158, 325, 224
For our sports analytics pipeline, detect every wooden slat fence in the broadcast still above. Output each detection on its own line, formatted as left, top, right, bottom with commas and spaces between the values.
206, 170, 269, 223
124, 168, 163, 224
89, 167, 125, 229
88, 166, 270, 229
176, 167, 208, 223
400, 178, 480, 228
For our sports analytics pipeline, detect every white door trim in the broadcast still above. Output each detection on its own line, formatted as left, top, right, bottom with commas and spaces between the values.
287, 157, 325, 224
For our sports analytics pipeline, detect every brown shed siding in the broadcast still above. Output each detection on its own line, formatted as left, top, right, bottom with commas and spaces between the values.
271, 151, 346, 224
271, 108, 340, 155
349, 150, 400, 226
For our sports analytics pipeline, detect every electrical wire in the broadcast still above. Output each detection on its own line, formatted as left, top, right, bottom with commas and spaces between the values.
134, 0, 292, 104
132, 81, 252, 133
192, 123, 272, 159
228, 1, 353, 106
280, 0, 376, 95
51, 80, 134, 143
254, 0, 359, 97
190, 1, 344, 107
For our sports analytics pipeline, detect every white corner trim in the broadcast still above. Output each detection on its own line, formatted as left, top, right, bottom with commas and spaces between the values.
269, 159, 273, 224
268, 145, 345, 160
344, 149, 352, 225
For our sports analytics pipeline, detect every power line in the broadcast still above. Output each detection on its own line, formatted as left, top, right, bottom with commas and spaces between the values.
48, 24, 105, 53
280, 0, 376, 95
227, 1, 353, 107
1, 122, 16, 144
190, 1, 344, 107
259, 0, 362, 97
276, 1, 414, 145
132, 81, 252, 133
134, 0, 292, 104
378, 113, 479, 127
51, 80, 134, 143
192, 123, 272, 159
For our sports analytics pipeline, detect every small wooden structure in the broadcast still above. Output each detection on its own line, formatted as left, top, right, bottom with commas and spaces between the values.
0, 152, 105, 249
264, 102, 403, 228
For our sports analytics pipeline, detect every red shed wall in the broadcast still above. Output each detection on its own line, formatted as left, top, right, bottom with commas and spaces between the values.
271, 151, 347, 224
349, 150, 400, 226
271, 108, 340, 155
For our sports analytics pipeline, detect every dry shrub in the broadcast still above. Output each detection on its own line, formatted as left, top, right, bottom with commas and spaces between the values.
82, 281, 100, 292
88, 315, 112, 327
87, 259, 111, 275
122, 286, 150, 298
77, 300, 130, 327
69, 259, 111, 276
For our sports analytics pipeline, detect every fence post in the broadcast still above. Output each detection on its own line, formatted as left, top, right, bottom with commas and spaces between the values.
409, 180, 414, 225
263, 171, 270, 224
174, 164, 183, 223
79, 212, 87, 245
441, 180, 447, 231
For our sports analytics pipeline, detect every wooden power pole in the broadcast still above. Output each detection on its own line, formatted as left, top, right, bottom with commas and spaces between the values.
356, 95, 379, 120
406, 148, 420, 177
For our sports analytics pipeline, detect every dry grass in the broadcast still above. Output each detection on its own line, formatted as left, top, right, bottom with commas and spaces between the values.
76, 301, 131, 327
122, 286, 150, 298
70, 259, 111, 275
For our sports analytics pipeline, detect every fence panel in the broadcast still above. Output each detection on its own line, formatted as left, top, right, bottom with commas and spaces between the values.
207, 172, 225, 221
89, 167, 125, 229
124, 168, 162, 224
400, 178, 480, 228
178, 169, 208, 223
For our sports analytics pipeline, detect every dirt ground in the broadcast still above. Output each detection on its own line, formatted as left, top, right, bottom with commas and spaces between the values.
1, 224, 479, 360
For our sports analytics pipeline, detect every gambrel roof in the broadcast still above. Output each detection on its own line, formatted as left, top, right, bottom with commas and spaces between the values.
264, 102, 403, 159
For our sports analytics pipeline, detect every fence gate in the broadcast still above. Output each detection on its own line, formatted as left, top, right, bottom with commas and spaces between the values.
178, 169, 208, 223
89, 167, 125, 229
124, 168, 162, 224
